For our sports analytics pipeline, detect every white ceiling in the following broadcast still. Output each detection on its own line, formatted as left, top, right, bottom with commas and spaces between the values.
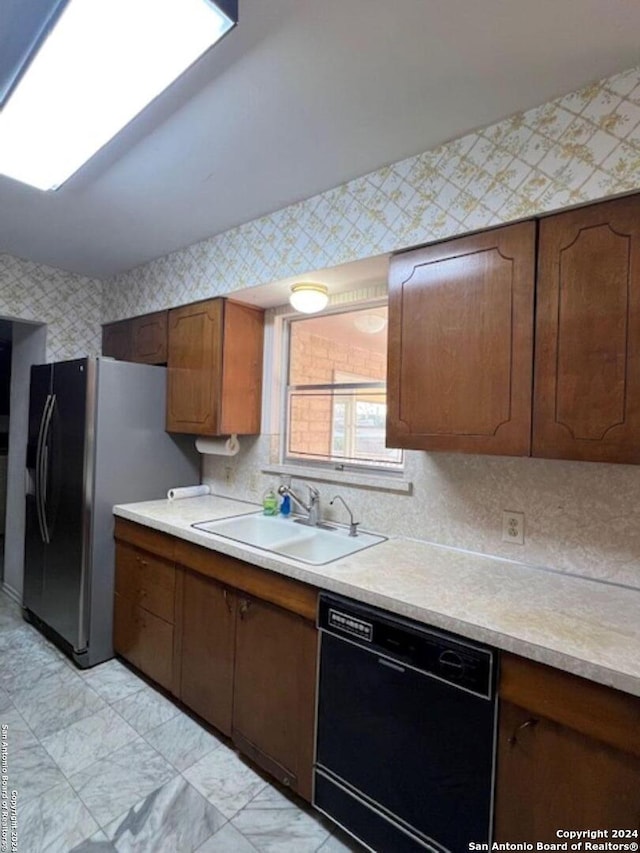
1, 0, 639, 280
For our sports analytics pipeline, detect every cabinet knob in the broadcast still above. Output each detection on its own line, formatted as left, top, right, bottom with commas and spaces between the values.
136, 556, 148, 567
239, 599, 251, 620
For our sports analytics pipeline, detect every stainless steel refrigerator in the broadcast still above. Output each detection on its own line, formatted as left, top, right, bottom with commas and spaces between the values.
23, 357, 199, 667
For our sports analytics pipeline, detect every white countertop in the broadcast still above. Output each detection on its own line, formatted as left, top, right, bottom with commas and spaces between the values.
114, 495, 640, 698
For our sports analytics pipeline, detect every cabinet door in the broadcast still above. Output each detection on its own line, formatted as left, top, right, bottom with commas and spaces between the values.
219, 301, 264, 436
166, 299, 223, 434
131, 311, 168, 364
179, 570, 235, 736
534, 195, 640, 463
233, 596, 317, 801
387, 221, 536, 455
102, 320, 132, 361
495, 700, 640, 840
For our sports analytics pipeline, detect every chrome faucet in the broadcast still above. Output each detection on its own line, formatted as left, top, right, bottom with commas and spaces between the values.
278, 482, 322, 527
329, 494, 359, 537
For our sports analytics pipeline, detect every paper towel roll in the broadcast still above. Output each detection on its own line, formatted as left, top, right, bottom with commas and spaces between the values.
167, 485, 211, 501
195, 435, 240, 456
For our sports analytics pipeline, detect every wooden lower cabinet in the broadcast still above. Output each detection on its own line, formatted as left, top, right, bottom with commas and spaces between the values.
172, 554, 318, 802
232, 595, 317, 801
114, 520, 319, 802
178, 570, 236, 736
495, 654, 640, 838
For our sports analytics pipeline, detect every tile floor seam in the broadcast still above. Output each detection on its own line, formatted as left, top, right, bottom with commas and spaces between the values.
63, 757, 116, 832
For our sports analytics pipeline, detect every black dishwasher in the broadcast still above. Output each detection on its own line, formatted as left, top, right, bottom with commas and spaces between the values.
314, 594, 498, 853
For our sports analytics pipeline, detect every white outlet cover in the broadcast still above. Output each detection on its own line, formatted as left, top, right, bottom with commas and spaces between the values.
502, 510, 525, 545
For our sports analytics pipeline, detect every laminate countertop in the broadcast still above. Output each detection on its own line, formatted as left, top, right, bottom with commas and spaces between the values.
114, 495, 640, 698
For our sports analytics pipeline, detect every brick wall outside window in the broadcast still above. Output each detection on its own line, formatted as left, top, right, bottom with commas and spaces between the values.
288, 327, 386, 459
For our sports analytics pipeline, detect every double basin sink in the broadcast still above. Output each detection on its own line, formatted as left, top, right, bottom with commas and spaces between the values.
192, 512, 386, 565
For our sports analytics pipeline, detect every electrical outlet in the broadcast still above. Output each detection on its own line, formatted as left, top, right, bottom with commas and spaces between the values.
224, 465, 234, 485
249, 473, 259, 494
502, 510, 525, 545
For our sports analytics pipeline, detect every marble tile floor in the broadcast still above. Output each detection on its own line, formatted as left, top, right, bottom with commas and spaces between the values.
0, 592, 363, 853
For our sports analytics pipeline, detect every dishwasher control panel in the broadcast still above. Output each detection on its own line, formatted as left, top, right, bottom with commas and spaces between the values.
328, 608, 373, 642
319, 593, 495, 699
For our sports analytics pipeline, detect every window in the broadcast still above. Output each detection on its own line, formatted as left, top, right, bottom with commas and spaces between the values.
283, 305, 402, 471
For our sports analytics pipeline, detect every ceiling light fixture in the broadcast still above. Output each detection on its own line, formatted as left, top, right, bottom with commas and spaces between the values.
354, 313, 387, 334
289, 283, 329, 314
0, 0, 237, 191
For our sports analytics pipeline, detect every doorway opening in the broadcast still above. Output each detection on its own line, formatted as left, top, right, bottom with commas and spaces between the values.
0, 321, 12, 575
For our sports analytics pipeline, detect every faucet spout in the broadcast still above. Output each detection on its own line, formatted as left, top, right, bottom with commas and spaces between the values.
329, 494, 359, 536
278, 482, 321, 526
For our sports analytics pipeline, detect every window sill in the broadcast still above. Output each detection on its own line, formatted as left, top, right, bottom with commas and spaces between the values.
261, 463, 412, 494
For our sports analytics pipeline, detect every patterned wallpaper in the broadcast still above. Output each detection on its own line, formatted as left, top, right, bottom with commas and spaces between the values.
0, 254, 102, 361
105, 64, 640, 320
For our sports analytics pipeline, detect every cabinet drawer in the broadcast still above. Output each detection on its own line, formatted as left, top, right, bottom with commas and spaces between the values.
115, 542, 175, 623
114, 594, 174, 692
115, 518, 176, 561
135, 606, 174, 691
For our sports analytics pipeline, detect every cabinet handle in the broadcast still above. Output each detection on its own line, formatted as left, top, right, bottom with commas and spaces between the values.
223, 589, 233, 614
136, 556, 149, 567
508, 717, 538, 746
239, 599, 251, 620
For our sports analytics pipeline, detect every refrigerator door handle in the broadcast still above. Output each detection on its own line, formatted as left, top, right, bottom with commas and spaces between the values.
35, 393, 53, 544
38, 394, 56, 544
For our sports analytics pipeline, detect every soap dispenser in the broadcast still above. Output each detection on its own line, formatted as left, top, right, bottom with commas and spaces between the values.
262, 486, 278, 516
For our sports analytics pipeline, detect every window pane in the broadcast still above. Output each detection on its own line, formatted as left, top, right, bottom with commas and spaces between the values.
286, 387, 402, 467
285, 305, 402, 470
288, 307, 388, 386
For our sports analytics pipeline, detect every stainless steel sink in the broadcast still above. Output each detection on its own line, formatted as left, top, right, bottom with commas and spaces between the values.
192, 512, 386, 565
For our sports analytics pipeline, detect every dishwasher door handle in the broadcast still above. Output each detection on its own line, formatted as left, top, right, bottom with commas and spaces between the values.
377, 657, 406, 674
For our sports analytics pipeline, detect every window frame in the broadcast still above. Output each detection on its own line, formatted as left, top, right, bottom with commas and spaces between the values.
279, 299, 404, 475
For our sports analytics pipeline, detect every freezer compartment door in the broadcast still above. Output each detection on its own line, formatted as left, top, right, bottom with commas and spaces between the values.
40, 359, 90, 651
23, 364, 52, 614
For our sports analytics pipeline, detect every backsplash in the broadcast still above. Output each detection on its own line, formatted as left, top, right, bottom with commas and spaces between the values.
0, 254, 102, 360
105, 64, 640, 320
203, 436, 640, 591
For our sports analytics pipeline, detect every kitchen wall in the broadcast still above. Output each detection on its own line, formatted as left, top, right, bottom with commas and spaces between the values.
104, 64, 640, 319
0, 254, 102, 360
105, 64, 640, 591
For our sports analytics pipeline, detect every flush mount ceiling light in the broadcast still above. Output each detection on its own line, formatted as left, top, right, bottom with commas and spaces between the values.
353, 313, 387, 334
0, 0, 237, 191
289, 283, 329, 314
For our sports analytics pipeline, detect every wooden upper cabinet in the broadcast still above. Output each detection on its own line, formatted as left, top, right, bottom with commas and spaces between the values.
387, 221, 536, 455
130, 311, 168, 364
102, 311, 167, 365
102, 320, 132, 361
166, 298, 264, 436
533, 195, 640, 463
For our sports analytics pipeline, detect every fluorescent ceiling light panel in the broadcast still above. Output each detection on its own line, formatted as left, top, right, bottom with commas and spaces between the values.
0, 0, 235, 190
